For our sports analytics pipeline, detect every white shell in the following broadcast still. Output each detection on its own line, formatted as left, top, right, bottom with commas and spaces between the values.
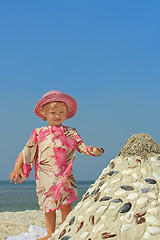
141, 168, 147, 175
104, 187, 114, 194
151, 200, 157, 206
80, 232, 89, 238
111, 178, 121, 185
75, 203, 82, 210
143, 231, 152, 239
133, 182, 143, 188
108, 205, 117, 210
137, 198, 148, 205
92, 224, 104, 232
146, 216, 160, 226
122, 169, 133, 175
125, 212, 133, 223
153, 172, 160, 180
121, 224, 131, 232
114, 190, 125, 196
151, 157, 157, 162
77, 215, 84, 221
96, 206, 107, 213
127, 193, 139, 200
86, 206, 95, 213
82, 201, 91, 209
132, 173, 138, 180
128, 157, 133, 161
147, 207, 159, 214
148, 192, 157, 199
147, 226, 160, 235
101, 182, 109, 190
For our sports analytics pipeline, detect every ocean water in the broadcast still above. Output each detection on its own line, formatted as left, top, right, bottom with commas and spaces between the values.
0, 180, 94, 212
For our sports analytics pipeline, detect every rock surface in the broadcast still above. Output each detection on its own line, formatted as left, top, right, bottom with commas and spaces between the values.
50, 133, 160, 240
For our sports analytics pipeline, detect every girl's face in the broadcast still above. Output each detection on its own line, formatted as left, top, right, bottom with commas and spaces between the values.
45, 104, 67, 126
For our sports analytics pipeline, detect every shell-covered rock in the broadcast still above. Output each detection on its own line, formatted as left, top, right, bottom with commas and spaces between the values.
50, 133, 160, 240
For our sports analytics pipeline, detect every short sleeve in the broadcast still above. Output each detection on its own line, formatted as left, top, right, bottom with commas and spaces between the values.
73, 129, 104, 156
20, 129, 38, 177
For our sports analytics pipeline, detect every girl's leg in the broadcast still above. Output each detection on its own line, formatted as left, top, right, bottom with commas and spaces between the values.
37, 210, 56, 240
60, 203, 72, 223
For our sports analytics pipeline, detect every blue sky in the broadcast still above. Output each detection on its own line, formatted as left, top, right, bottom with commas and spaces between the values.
0, 1, 160, 180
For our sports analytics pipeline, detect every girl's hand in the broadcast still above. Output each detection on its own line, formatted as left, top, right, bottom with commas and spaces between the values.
9, 168, 25, 184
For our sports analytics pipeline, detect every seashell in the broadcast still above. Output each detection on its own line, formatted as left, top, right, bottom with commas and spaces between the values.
128, 157, 133, 161
68, 228, 71, 232
141, 168, 147, 175
109, 161, 115, 170
147, 226, 160, 235
104, 188, 114, 194
101, 232, 117, 239
151, 157, 157, 162
61, 236, 71, 240
134, 210, 146, 218
94, 192, 101, 202
82, 192, 90, 201
107, 171, 119, 176
89, 215, 94, 225
74, 203, 82, 210
146, 216, 160, 226
141, 187, 152, 193
86, 206, 95, 213
77, 216, 83, 221
121, 224, 131, 232
132, 173, 138, 180
114, 190, 126, 196
82, 201, 91, 209
111, 198, 123, 203
100, 196, 112, 202
108, 205, 117, 210
92, 224, 104, 232
137, 197, 148, 205
122, 169, 133, 175
136, 159, 141, 164
111, 178, 121, 185
127, 192, 138, 200
98, 180, 106, 187
76, 221, 84, 233
80, 232, 89, 238
96, 206, 107, 213
147, 207, 159, 214
119, 202, 132, 213
153, 172, 160, 180
145, 178, 157, 184
125, 212, 133, 223
100, 174, 107, 180
148, 192, 157, 199
143, 231, 151, 239
90, 187, 100, 196
151, 200, 157, 206
133, 182, 143, 188
120, 185, 134, 191
58, 229, 66, 239
69, 216, 75, 226
136, 217, 146, 224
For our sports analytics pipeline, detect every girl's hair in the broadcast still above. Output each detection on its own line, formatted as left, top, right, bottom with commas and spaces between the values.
40, 101, 68, 121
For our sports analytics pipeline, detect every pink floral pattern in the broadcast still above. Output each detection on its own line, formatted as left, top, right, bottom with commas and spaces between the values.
17, 125, 103, 212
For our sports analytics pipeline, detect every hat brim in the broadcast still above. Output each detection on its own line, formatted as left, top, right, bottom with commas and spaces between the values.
34, 93, 77, 119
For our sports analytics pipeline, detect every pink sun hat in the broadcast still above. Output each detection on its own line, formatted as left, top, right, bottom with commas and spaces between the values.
34, 90, 77, 119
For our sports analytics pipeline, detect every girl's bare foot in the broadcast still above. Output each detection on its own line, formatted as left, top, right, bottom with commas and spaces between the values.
36, 234, 52, 240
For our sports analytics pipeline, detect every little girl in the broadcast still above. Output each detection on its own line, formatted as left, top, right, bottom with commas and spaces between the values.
9, 90, 104, 240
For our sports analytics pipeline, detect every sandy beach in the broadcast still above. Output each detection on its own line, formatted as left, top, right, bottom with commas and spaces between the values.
0, 210, 61, 239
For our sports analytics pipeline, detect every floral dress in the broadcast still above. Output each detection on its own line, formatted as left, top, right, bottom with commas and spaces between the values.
17, 125, 103, 212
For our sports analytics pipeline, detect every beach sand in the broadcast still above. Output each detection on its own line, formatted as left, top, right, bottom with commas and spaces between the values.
0, 210, 61, 239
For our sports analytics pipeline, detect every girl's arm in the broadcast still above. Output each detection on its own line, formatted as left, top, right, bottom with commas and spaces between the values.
73, 129, 104, 156
9, 129, 38, 184
9, 153, 25, 184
